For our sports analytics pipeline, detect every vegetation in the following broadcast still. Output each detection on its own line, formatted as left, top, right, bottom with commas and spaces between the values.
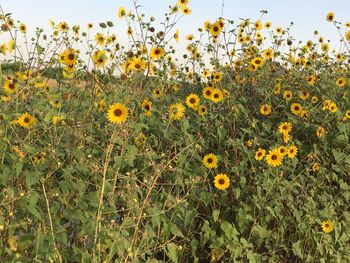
0, 1, 349, 262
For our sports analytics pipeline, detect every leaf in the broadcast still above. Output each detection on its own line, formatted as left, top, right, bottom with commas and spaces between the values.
166, 242, 179, 263
15, 161, 23, 176
212, 209, 220, 222
170, 223, 184, 238
292, 240, 303, 259
25, 171, 40, 188
107, 21, 114, 27
99, 22, 107, 28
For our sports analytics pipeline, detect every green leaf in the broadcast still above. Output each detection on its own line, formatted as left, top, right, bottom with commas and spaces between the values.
212, 209, 220, 222
25, 171, 41, 188
292, 240, 303, 259
166, 242, 179, 263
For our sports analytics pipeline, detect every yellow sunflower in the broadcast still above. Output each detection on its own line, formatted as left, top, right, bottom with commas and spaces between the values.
107, 103, 129, 124
278, 122, 292, 135
255, 148, 266, 161
266, 148, 283, 167
283, 90, 292, 100
202, 153, 218, 169
141, 98, 152, 116
17, 113, 36, 129
287, 145, 298, 158
316, 126, 326, 138
251, 56, 265, 69
326, 12, 335, 22
260, 104, 272, 116
211, 88, 224, 103
92, 50, 107, 68
150, 47, 165, 60
202, 87, 214, 100
336, 78, 346, 88
168, 103, 185, 120
3, 79, 18, 94
118, 7, 126, 19
186, 93, 200, 109
290, 103, 303, 115
214, 174, 230, 190
321, 220, 334, 233
198, 105, 207, 116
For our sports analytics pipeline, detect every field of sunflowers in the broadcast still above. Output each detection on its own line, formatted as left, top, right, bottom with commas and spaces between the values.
0, 0, 350, 262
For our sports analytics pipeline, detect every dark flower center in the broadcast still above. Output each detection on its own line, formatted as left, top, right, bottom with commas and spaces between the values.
114, 109, 122, 116
68, 53, 75, 60
24, 117, 30, 123
218, 179, 225, 185
271, 155, 277, 160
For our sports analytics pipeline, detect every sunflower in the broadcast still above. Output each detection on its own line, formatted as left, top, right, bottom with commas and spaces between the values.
328, 102, 337, 113
178, 0, 189, 7
174, 29, 180, 43
321, 220, 334, 233
336, 78, 346, 87
60, 48, 77, 65
180, 6, 191, 15
186, 93, 200, 109
141, 98, 152, 116
311, 96, 318, 104
211, 71, 223, 82
346, 31, 350, 42
255, 148, 266, 161
209, 22, 221, 37
95, 33, 105, 46
135, 132, 147, 146
58, 22, 69, 32
168, 103, 185, 120
3, 79, 18, 94
150, 47, 165, 60
266, 148, 283, 167
197, 105, 207, 116
251, 57, 265, 69
107, 103, 129, 124
214, 174, 230, 190
262, 49, 274, 60
260, 104, 272, 116
299, 91, 310, 101
153, 88, 162, 99
283, 90, 292, 100
97, 99, 107, 112
92, 50, 107, 68
19, 23, 27, 33
118, 6, 126, 18
129, 57, 147, 72
278, 146, 288, 156
316, 126, 326, 138
211, 89, 223, 103
202, 153, 218, 169
278, 122, 292, 135
287, 145, 298, 158
307, 75, 316, 86
312, 162, 320, 172
326, 12, 335, 22
290, 103, 303, 115
202, 87, 214, 99
17, 113, 36, 129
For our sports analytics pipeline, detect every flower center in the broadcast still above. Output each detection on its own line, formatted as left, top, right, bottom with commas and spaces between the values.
114, 109, 122, 116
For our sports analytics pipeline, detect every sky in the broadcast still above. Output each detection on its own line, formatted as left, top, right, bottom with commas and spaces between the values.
0, 0, 349, 58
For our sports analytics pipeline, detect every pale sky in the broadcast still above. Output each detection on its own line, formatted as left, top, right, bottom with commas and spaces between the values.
1, 0, 349, 58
